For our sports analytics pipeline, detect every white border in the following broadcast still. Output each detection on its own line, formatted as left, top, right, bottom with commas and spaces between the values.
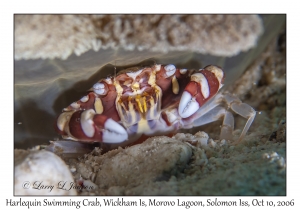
2, 1, 297, 209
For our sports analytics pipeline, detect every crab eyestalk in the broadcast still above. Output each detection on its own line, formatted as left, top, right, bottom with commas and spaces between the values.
179, 65, 224, 118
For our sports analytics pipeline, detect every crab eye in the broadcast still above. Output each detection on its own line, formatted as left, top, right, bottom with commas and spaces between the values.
164, 64, 176, 78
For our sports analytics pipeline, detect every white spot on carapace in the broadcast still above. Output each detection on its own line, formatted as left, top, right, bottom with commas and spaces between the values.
80, 109, 96, 138
105, 78, 112, 84
94, 98, 103, 114
126, 69, 143, 80
71, 102, 80, 109
93, 82, 106, 95
80, 95, 89, 103
164, 64, 176, 77
180, 69, 187, 74
191, 73, 210, 99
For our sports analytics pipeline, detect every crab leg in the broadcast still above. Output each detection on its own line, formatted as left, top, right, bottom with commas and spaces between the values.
222, 93, 256, 142
219, 110, 234, 141
184, 105, 235, 140
231, 103, 256, 142
191, 106, 226, 127
182, 93, 255, 142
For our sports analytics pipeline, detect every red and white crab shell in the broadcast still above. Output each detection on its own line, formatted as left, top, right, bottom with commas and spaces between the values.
55, 64, 256, 146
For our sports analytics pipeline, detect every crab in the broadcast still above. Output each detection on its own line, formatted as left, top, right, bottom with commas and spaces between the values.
55, 64, 256, 147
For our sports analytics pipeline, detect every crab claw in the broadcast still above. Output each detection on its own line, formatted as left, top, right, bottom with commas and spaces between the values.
58, 109, 128, 143
93, 115, 129, 143
178, 90, 200, 118
179, 67, 224, 118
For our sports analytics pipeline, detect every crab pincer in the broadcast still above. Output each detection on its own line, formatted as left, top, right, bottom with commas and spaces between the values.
56, 109, 128, 143
179, 65, 224, 118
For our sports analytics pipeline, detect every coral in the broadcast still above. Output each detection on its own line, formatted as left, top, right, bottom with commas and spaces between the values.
15, 14, 263, 60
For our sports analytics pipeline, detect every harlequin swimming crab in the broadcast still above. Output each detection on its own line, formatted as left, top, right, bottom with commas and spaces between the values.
55, 64, 256, 146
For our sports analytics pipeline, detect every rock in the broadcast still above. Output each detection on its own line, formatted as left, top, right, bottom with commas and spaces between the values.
94, 136, 192, 188
14, 150, 77, 195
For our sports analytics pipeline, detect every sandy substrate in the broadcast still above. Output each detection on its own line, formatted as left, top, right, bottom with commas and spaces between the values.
14, 29, 286, 195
